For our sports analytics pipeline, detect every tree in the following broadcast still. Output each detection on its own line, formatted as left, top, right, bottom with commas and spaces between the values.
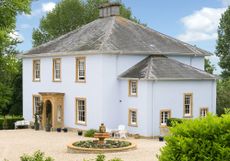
205, 58, 215, 74
216, 6, 230, 78
32, 0, 141, 47
0, 0, 32, 118
0, 0, 31, 53
216, 79, 230, 115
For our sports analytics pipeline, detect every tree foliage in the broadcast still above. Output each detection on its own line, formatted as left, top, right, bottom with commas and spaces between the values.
158, 114, 230, 161
216, 6, 230, 78
0, 0, 31, 53
204, 58, 215, 74
32, 0, 141, 47
217, 79, 230, 115
0, 0, 31, 116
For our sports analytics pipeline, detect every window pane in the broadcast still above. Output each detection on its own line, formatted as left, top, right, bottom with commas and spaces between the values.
77, 99, 86, 123
34, 60, 40, 80
54, 59, 61, 79
77, 59, 85, 80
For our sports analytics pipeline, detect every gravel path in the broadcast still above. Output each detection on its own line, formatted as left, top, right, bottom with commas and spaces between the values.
0, 129, 165, 161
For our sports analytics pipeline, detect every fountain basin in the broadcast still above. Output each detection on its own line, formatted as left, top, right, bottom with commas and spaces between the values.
67, 140, 136, 153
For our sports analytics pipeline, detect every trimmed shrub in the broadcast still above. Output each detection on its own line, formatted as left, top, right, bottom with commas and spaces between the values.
166, 118, 183, 127
84, 154, 123, 161
158, 114, 230, 161
84, 129, 98, 137
0, 117, 24, 130
20, 150, 54, 161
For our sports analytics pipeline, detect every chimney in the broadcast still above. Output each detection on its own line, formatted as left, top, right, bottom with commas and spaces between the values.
99, 2, 121, 18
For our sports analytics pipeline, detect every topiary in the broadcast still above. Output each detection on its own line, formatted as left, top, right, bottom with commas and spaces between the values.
158, 114, 230, 161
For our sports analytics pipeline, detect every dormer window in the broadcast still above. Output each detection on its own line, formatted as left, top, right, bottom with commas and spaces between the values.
129, 80, 138, 96
33, 60, 40, 81
76, 57, 86, 82
53, 58, 61, 81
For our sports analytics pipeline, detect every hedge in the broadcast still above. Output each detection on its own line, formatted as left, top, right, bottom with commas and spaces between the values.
158, 114, 230, 161
166, 118, 183, 127
0, 117, 24, 130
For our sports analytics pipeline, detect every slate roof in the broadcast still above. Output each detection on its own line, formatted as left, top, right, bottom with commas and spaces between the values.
24, 16, 211, 56
119, 55, 216, 80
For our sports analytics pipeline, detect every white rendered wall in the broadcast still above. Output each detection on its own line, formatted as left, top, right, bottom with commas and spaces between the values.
152, 80, 216, 136
23, 55, 104, 130
119, 80, 153, 136
101, 54, 147, 129
119, 80, 216, 137
23, 54, 146, 131
168, 56, 204, 70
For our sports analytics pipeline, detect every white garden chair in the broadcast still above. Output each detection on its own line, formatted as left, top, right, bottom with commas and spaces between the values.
114, 125, 128, 139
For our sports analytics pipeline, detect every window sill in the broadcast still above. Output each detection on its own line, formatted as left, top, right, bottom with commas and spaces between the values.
53, 80, 62, 82
128, 124, 138, 127
76, 122, 87, 126
32, 80, 41, 82
75, 80, 86, 83
183, 115, 193, 118
128, 94, 138, 97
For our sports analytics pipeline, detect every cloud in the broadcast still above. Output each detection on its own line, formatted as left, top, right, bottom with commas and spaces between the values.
23, 2, 56, 18
20, 24, 31, 29
42, 2, 56, 12
9, 31, 24, 41
177, 7, 226, 42
220, 0, 230, 6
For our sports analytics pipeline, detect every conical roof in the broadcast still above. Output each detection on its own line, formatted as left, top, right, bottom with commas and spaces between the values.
119, 55, 216, 80
25, 16, 211, 56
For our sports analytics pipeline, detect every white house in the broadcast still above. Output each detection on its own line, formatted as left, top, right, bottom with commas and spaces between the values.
22, 3, 216, 137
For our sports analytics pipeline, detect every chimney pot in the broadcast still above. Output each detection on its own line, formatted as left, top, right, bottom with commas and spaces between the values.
99, 2, 121, 18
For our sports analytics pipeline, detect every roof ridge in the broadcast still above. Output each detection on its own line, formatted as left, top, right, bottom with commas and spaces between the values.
99, 16, 116, 50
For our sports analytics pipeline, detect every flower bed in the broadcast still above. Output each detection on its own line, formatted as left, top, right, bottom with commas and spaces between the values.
67, 140, 136, 153
73, 140, 131, 149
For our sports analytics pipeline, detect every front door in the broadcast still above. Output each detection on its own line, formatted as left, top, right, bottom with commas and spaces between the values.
45, 100, 52, 127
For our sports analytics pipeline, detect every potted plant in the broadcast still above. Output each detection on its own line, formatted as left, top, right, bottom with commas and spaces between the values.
57, 128, 61, 132
62, 128, 68, 133
34, 114, 39, 131
78, 130, 83, 136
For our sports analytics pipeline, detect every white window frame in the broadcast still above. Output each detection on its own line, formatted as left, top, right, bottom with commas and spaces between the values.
33, 95, 41, 116
76, 98, 86, 125
200, 108, 208, 117
160, 110, 171, 126
128, 109, 137, 126
76, 57, 86, 82
53, 58, 61, 81
129, 80, 138, 96
184, 93, 193, 117
33, 60, 40, 81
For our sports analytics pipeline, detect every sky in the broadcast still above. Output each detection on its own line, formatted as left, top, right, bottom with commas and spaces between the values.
15, 0, 230, 74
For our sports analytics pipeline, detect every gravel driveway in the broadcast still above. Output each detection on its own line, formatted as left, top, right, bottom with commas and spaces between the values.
0, 129, 165, 161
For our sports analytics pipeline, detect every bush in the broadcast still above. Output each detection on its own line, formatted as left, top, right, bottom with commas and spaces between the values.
84, 154, 123, 161
0, 116, 23, 130
166, 118, 183, 127
20, 151, 54, 161
84, 129, 98, 137
158, 114, 230, 161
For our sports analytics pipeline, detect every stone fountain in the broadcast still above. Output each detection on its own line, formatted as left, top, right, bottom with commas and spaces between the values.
67, 123, 136, 153
94, 123, 110, 144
